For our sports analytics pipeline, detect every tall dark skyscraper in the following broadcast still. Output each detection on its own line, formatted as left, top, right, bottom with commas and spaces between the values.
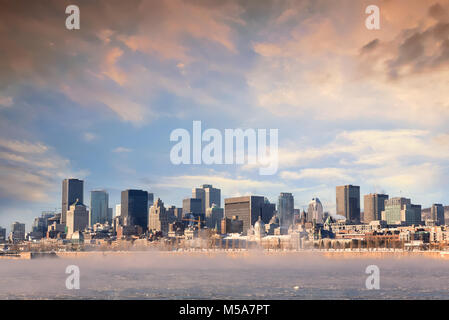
336, 185, 360, 223
121, 189, 148, 230
61, 178, 84, 225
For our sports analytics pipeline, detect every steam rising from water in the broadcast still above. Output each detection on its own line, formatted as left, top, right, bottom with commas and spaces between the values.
1, 252, 449, 299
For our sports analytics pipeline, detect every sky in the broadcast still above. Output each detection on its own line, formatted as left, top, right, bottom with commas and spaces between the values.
1, 0, 449, 230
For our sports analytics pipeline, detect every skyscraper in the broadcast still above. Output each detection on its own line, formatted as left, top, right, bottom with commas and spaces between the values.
336, 185, 360, 223
224, 196, 275, 235
66, 199, 89, 238
121, 189, 148, 230
90, 190, 109, 226
182, 198, 203, 219
9, 222, 25, 242
364, 193, 389, 223
307, 198, 324, 224
62, 178, 84, 225
192, 184, 221, 214
382, 197, 422, 226
278, 193, 294, 230
148, 198, 169, 235
431, 204, 445, 226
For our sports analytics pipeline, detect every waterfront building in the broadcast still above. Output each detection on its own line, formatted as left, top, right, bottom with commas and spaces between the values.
431, 204, 445, 226
336, 185, 360, 223
66, 199, 89, 238
307, 198, 324, 224
364, 193, 389, 223
148, 198, 169, 235
121, 189, 149, 230
224, 196, 275, 235
278, 193, 294, 231
61, 178, 84, 225
90, 190, 109, 226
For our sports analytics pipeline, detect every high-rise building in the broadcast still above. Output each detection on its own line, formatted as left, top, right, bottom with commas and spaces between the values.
66, 199, 89, 238
31, 212, 55, 238
0, 227, 6, 243
9, 222, 25, 242
62, 178, 84, 225
224, 196, 275, 235
431, 204, 445, 226
148, 193, 154, 209
278, 193, 294, 230
307, 198, 324, 224
148, 198, 169, 235
382, 197, 422, 226
192, 184, 221, 214
115, 204, 121, 217
121, 189, 149, 230
364, 193, 389, 223
206, 204, 224, 231
183, 198, 203, 217
336, 185, 360, 223
90, 190, 109, 226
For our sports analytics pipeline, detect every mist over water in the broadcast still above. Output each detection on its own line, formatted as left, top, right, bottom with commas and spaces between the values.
1, 252, 449, 299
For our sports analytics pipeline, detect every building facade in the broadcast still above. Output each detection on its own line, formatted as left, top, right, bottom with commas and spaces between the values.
278, 193, 294, 230
307, 198, 324, 224
121, 189, 149, 230
224, 196, 275, 235
61, 178, 84, 225
148, 198, 169, 235
336, 185, 360, 223
66, 199, 89, 238
364, 193, 389, 223
90, 190, 109, 226
382, 197, 422, 226
431, 204, 445, 226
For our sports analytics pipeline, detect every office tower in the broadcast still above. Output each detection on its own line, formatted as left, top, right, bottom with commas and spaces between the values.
192, 184, 221, 214
382, 197, 422, 226
224, 196, 275, 235
107, 208, 113, 223
148, 193, 154, 209
182, 198, 203, 219
0, 227, 5, 242
336, 185, 360, 223
121, 189, 149, 230
206, 204, 224, 231
148, 198, 169, 235
364, 193, 389, 223
278, 193, 294, 229
174, 207, 183, 220
431, 204, 445, 226
307, 198, 324, 224
66, 199, 89, 238
32, 212, 54, 238
115, 204, 121, 217
62, 178, 84, 225
90, 190, 109, 226
9, 222, 25, 242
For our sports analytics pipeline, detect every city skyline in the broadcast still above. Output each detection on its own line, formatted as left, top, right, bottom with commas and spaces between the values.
2, 0, 449, 229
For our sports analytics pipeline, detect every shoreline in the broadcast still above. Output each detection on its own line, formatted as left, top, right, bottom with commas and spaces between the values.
2, 249, 449, 260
